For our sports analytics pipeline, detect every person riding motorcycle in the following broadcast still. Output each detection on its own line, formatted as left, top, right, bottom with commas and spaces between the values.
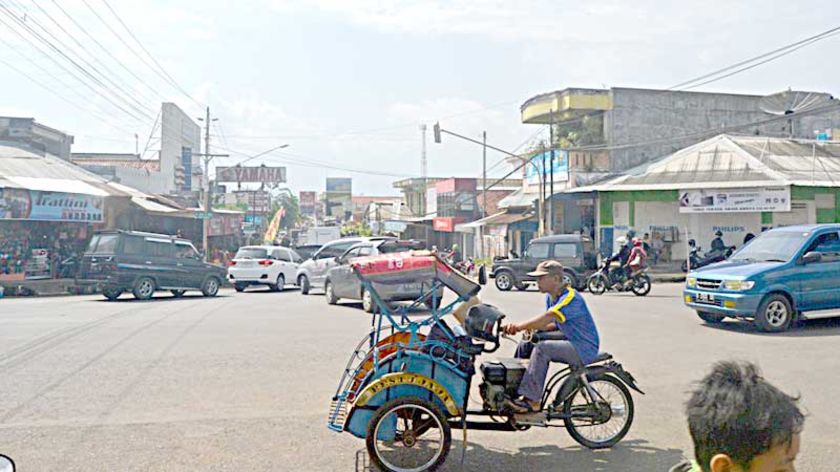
608, 236, 632, 288
710, 230, 726, 254
624, 238, 648, 285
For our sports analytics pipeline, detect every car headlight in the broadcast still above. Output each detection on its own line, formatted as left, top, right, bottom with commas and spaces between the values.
686, 277, 696, 288
723, 280, 755, 291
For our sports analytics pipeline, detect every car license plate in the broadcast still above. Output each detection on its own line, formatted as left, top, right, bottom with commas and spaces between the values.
696, 293, 716, 304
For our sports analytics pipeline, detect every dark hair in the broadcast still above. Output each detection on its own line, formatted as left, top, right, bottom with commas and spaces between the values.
686, 361, 804, 471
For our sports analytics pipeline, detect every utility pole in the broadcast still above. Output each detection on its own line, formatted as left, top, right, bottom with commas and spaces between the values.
196, 107, 229, 261
482, 130, 487, 259
420, 124, 428, 218
549, 109, 555, 234
541, 143, 547, 235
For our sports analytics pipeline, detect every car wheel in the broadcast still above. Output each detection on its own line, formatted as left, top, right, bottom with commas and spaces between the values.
562, 271, 577, 289
299, 275, 311, 295
697, 311, 726, 324
103, 287, 122, 301
755, 294, 793, 332
234, 283, 247, 292
362, 288, 375, 313
201, 277, 220, 297
494, 271, 514, 291
325, 281, 338, 305
170, 289, 186, 298
271, 274, 285, 292
132, 277, 155, 300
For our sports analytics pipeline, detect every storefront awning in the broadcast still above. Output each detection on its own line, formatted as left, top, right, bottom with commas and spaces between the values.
130, 197, 181, 213
455, 211, 533, 232
498, 188, 537, 209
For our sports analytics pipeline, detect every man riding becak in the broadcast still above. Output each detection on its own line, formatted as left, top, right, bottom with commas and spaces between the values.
500, 260, 600, 413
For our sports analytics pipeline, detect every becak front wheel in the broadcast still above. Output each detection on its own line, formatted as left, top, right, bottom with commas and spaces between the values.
366, 397, 451, 472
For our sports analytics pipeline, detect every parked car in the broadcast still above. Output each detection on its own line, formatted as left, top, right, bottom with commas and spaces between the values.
292, 244, 322, 261
296, 236, 396, 295
78, 230, 226, 301
227, 245, 303, 292
323, 239, 435, 312
683, 224, 840, 332
491, 234, 597, 291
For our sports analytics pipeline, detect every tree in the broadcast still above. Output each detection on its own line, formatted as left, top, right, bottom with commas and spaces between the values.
272, 193, 300, 229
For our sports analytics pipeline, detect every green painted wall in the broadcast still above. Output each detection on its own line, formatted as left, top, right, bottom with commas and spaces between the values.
597, 186, 840, 227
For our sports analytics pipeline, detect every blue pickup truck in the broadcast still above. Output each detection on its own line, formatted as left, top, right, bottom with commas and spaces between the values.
683, 224, 840, 332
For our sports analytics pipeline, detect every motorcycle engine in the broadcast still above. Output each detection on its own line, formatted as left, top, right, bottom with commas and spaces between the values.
479, 359, 527, 411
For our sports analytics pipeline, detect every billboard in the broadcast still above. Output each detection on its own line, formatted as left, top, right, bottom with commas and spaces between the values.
525, 150, 569, 186
326, 178, 352, 218
678, 187, 791, 213
216, 166, 287, 183
299, 191, 317, 216
234, 190, 270, 214
0, 188, 104, 222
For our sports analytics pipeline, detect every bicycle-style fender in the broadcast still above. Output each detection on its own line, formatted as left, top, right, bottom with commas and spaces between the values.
354, 372, 461, 416
586, 362, 645, 395
552, 362, 644, 408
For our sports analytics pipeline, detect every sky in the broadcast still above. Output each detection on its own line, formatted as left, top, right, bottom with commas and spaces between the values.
1, 0, 839, 196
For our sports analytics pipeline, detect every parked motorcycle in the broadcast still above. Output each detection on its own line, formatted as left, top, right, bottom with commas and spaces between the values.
680, 243, 735, 272
587, 261, 651, 296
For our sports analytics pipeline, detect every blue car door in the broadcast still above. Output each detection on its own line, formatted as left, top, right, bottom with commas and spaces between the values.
796, 230, 840, 312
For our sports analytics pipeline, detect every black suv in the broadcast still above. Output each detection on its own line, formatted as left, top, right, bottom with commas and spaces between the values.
78, 230, 227, 301
491, 234, 597, 291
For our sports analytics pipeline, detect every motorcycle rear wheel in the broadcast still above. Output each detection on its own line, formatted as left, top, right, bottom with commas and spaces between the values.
563, 375, 634, 449
631, 274, 651, 296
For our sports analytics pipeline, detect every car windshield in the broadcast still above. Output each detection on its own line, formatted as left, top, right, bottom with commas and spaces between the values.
235, 248, 268, 259
729, 231, 809, 262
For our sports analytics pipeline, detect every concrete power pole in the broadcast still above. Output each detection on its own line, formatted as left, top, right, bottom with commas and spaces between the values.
197, 107, 228, 261
420, 124, 427, 218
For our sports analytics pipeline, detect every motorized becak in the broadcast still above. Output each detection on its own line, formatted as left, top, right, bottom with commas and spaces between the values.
327, 251, 643, 471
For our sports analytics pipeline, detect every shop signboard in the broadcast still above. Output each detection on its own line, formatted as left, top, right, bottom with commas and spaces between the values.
326, 178, 352, 218
0, 188, 104, 222
216, 165, 286, 183
299, 191, 317, 216
678, 187, 791, 213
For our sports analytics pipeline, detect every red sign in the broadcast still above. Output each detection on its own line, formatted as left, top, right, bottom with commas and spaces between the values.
299, 191, 317, 206
433, 217, 464, 232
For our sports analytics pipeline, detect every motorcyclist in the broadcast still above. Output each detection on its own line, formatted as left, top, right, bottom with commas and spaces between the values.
710, 230, 726, 254
624, 238, 648, 284
450, 244, 463, 265
608, 236, 632, 288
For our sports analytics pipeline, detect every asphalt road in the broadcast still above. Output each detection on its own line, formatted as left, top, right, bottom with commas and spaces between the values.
0, 283, 838, 471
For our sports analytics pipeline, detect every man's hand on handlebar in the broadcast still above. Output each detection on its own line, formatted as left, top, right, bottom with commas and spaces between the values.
502, 323, 520, 335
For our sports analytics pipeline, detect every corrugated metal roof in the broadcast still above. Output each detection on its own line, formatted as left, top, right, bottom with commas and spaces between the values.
498, 188, 537, 208
0, 143, 126, 196
576, 134, 840, 192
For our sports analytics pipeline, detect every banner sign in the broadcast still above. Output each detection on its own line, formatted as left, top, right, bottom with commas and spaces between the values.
525, 150, 569, 186
0, 188, 104, 222
216, 166, 286, 183
679, 187, 791, 213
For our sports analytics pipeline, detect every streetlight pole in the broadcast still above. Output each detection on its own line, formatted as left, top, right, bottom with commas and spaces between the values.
195, 107, 228, 261
433, 123, 545, 236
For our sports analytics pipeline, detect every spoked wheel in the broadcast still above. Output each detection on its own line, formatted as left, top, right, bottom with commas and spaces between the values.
366, 397, 451, 472
563, 375, 634, 449
587, 275, 608, 295
631, 274, 651, 296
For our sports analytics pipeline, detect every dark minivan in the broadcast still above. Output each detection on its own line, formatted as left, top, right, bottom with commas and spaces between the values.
78, 230, 227, 301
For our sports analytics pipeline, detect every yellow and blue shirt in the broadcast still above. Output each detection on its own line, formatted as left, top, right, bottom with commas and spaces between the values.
546, 288, 600, 364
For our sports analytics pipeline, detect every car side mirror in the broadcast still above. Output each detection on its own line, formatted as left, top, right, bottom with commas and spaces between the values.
801, 252, 822, 264
334, 256, 342, 264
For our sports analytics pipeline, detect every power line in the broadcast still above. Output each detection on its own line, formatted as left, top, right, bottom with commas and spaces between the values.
670, 24, 840, 90
0, 4, 153, 123
3, 0, 156, 118
97, 0, 203, 110
78, 0, 202, 114
46, 0, 169, 102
